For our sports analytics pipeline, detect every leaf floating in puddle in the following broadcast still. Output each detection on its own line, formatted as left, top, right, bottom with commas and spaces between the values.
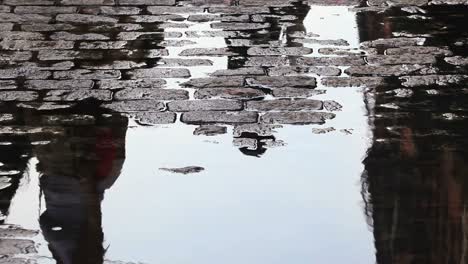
159, 166, 205, 175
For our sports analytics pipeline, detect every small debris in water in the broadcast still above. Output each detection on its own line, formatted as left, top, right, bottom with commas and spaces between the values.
340, 129, 354, 135
160, 166, 205, 175
312, 127, 336, 134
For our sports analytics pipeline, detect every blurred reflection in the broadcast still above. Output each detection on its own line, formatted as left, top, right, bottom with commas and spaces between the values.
360, 6, 468, 264
0, 104, 128, 264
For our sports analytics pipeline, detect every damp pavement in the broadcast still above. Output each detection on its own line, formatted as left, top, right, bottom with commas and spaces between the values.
0, 0, 468, 263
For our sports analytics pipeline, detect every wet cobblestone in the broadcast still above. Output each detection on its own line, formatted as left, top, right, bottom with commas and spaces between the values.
0, 0, 468, 261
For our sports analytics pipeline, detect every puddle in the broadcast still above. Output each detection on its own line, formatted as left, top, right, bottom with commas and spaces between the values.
1, 1, 468, 264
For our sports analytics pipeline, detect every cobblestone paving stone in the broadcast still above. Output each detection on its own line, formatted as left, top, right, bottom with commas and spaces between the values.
0, 0, 468, 261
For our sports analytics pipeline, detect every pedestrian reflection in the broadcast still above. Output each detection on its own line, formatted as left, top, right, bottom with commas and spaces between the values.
28, 108, 127, 264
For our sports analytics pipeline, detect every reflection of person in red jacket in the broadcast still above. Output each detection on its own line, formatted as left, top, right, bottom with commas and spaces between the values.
33, 113, 128, 264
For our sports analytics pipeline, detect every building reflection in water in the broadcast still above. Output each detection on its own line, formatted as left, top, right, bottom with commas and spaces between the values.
0, 103, 128, 264
359, 6, 468, 264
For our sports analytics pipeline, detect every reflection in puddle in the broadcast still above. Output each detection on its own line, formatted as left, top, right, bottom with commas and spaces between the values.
1, 1, 467, 264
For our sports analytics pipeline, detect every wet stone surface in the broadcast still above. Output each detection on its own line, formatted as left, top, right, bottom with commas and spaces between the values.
0, 0, 467, 263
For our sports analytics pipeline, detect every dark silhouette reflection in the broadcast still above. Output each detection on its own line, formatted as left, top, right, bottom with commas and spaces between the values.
359, 5, 468, 264
36, 113, 127, 264
0, 103, 128, 264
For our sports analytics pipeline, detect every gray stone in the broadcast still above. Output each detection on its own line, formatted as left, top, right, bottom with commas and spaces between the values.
81, 61, 146, 70
211, 22, 271, 31
312, 127, 336, 134
14, 6, 76, 14
209, 6, 270, 14
445, 56, 468, 66
60, 0, 115, 4
293, 38, 349, 46
128, 14, 185, 23
323, 100, 343, 111
194, 125, 227, 136
400, 75, 468, 87
246, 99, 323, 111
56, 14, 118, 24
0, 23, 14, 31
132, 112, 176, 124
233, 124, 282, 137
99, 6, 141, 15
157, 58, 213, 67
25, 80, 94, 90
0, 81, 17, 90
0, 13, 51, 23
0, 32, 45, 40
247, 47, 312, 56
366, 54, 437, 65
385, 46, 453, 56
78, 41, 128, 49
261, 112, 335, 125
0, 91, 38, 101
98, 79, 166, 90
360, 37, 426, 48
345, 65, 437, 76
272, 88, 326, 98
147, 6, 203, 14
167, 100, 243, 112
195, 88, 266, 100
0, 51, 32, 61
181, 111, 258, 124
321, 77, 385, 87
37, 50, 104, 61
245, 56, 289, 67
296, 56, 365, 66
390, 88, 414, 98
44, 90, 112, 101
127, 68, 191, 79
118, 0, 175, 5
233, 138, 257, 150
0, 239, 37, 255
114, 89, 189, 100
0, 40, 74, 50
50, 32, 109, 41
179, 48, 237, 57
182, 77, 244, 88
246, 76, 316, 88
268, 66, 341, 76
211, 68, 265, 77
53, 70, 121, 80
21, 23, 75, 32
0, 68, 50, 80
102, 100, 165, 112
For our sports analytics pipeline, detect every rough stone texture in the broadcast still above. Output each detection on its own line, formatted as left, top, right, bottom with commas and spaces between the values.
44, 90, 112, 101
102, 100, 165, 112
98, 79, 166, 90
132, 112, 176, 124
233, 124, 282, 137
181, 111, 258, 124
115, 89, 189, 101
322, 77, 386, 87
246, 99, 323, 111
127, 68, 191, 79
194, 125, 227, 136
194, 88, 266, 100
261, 112, 336, 125
0, 239, 37, 255
400, 75, 468, 87
182, 77, 245, 88
167, 100, 243, 112
246, 76, 316, 88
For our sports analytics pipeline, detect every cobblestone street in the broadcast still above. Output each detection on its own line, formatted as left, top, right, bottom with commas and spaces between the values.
0, 0, 468, 263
